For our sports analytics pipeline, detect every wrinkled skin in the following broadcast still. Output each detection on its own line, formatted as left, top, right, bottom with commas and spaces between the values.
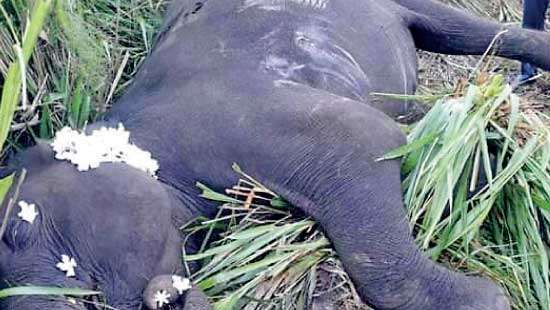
3, 0, 550, 309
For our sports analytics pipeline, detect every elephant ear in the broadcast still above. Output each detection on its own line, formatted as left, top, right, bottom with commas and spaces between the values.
1, 202, 42, 251
0, 143, 52, 252
0, 238, 12, 270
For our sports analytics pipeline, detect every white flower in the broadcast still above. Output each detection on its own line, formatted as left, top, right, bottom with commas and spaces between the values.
17, 200, 39, 224
154, 290, 171, 308
50, 123, 159, 177
56, 255, 77, 277
172, 275, 191, 295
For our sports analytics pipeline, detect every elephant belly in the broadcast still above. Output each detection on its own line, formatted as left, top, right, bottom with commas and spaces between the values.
137, 0, 418, 118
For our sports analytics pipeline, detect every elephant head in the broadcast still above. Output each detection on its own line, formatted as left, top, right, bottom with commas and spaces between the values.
0, 144, 209, 309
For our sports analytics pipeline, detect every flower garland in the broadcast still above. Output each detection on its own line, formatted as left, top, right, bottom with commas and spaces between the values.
50, 124, 159, 177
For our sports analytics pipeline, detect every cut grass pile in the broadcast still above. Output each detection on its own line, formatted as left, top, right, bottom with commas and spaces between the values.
185, 166, 343, 310
0, 0, 549, 309
184, 165, 365, 310
389, 74, 549, 309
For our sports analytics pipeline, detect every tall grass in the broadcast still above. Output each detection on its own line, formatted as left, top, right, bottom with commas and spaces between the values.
0, 0, 52, 208
0, 0, 164, 160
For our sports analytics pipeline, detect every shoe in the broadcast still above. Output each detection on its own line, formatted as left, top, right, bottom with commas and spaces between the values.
512, 63, 538, 88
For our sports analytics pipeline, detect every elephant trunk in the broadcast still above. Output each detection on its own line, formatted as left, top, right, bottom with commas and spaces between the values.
143, 275, 181, 309
143, 274, 211, 309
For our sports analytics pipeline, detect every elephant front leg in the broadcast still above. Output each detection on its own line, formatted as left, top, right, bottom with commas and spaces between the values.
232, 92, 509, 310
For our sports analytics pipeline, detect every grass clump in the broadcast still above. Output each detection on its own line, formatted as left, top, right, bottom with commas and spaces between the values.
186, 165, 361, 310
388, 74, 549, 309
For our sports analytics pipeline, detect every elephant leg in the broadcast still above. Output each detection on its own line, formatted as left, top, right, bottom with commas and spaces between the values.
203, 79, 510, 310
393, 0, 550, 71
143, 69, 509, 309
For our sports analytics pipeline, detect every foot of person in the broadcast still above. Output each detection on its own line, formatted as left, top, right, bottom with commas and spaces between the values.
514, 62, 538, 86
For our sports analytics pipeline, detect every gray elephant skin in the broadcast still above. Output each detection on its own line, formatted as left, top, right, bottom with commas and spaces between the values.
2, 0, 550, 309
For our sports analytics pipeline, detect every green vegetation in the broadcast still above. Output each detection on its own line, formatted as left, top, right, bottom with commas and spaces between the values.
0, 286, 100, 299
386, 75, 549, 309
0, 0, 164, 159
188, 168, 335, 310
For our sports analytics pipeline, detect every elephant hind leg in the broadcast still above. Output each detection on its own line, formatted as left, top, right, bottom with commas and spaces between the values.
394, 0, 550, 71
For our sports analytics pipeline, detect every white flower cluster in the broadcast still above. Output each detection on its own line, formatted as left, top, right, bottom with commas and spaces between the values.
153, 276, 192, 308
172, 275, 191, 294
51, 124, 159, 177
56, 254, 77, 277
17, 200, 39, 224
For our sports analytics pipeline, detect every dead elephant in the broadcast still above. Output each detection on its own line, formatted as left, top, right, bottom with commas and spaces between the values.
2, 0, 550, 309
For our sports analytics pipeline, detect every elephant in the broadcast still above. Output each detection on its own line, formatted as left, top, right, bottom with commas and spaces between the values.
2, 0, 550, 309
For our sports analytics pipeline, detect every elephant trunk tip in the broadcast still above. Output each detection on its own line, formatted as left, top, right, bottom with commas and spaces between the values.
143, 274, 184, 309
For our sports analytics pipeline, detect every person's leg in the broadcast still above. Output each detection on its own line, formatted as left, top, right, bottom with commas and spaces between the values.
523, 0, 549, 30
521, 0, 549, 81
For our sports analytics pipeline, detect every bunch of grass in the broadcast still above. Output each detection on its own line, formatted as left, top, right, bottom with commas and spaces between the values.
0, 0, 54, 206
185, 165, 363, 310
386, 74, 549, 309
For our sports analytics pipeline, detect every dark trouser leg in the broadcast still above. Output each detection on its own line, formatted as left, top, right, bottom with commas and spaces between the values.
521, 0, 549, 78
523, 0, 549, 30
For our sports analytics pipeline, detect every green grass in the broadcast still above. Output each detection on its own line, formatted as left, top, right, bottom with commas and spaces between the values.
0, 0, 164, 159
383, 75, 549, 309
0, 286, 100, 299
